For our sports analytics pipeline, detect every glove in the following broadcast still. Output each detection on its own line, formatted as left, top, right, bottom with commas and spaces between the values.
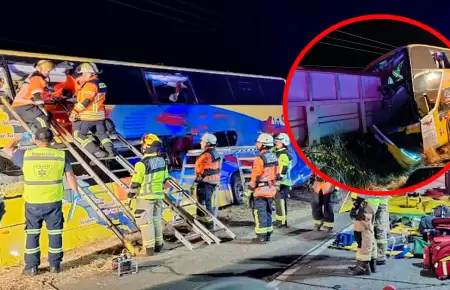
61, 88, 72, 98
73, 192, 82, 200
20, 132, 33, 142
127, 188, 139, 199
69, 111, 79, 122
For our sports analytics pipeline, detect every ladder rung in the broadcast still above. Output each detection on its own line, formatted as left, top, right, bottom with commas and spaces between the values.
97, 156, 117, 161
181, 202, 198, 207
184, 232, 201, 241
91, 190, 108, 195
71, 161, 81, 165
76, 175, 93, 180
240, 166, 252, 170
125, 156, 140, 160
182, 175, 196, 179
111, 168, 129, 173
100, 204, 122, 211
242, 174, 251, 178
183, 164, 196, 168
238, 157, 256, 161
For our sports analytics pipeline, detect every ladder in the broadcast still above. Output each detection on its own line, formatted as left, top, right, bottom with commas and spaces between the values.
52, 100, 236, 250
0, 96, 139, 255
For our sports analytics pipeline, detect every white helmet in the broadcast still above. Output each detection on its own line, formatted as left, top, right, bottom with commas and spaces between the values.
257, 133, 274, 146
76, 62, 102, 74
201, 133, 217, 145
274, 133, 290, 146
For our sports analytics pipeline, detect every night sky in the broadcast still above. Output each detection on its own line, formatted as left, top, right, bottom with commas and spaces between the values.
1, 0, 450, 78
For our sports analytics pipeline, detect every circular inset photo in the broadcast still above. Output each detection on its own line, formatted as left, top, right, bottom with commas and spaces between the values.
284, 15, 450, 194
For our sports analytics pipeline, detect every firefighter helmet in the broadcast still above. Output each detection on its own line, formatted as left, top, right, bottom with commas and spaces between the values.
75, 62, 102, 74
34, 60, 54, 71
141, 133, 161, 146
274, 133, 290, 146
201, 133, 217, 145
256, 133, 274, 146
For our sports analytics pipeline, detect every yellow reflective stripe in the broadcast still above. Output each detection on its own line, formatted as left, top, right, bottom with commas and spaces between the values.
100, 138, 112, 145
48, 247, 63, 254
74, 103, 86, 112
323, 222, 333, 228
24, 179, 63, 185
74, 131, 93, 147
23, 156, 65, 162
24, 247, 41, 254
35, 117, 47, 127
142, 239, 155, 247
313, 219, 323, 225
276, 215, 286, 222
253, 209, 267, 234
48, 229, 63, 235
267, 226, 273, 232
140, 224, 150, 228
155, 236, 163, 243
25, 229, 41, 234
356, 252, 371, 261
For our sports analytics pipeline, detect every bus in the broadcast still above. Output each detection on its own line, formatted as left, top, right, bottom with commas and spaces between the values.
0, 50, 311, 267
364, 44, 450, 153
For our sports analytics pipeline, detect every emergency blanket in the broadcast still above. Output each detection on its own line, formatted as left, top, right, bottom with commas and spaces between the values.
329, 232, 414, 259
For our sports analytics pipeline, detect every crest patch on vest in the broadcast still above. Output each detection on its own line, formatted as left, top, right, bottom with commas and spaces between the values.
33, 164, 53, 179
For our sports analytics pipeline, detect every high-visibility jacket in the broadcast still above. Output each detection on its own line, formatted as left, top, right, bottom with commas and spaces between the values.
22, 147, 66, 204
73, 77, 107, 121
312, 181, 334, 194
12, 72, 49, 107
195, 147, 221, 185
355, 193, 386, 207
131, 153, 169, 200
249, 150, 278, 198
274, 147, 293, 186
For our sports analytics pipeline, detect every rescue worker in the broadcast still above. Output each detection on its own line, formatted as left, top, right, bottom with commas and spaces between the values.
374, 196, 389, 265
349, 193, 380, 275
311, 175, 335, 231
70, 63, 114, 158
127, 133, 169, 256
12, 60, 54, 132
273, 133, 293, 228
244, 133, 278, 243
194, 133, 221, 229
3, 128, 81, 276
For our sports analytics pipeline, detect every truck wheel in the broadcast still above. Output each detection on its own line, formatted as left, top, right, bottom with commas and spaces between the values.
230, 171, 244, 205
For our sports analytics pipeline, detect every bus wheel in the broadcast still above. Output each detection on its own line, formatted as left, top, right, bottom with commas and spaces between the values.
230, 172, 244, 205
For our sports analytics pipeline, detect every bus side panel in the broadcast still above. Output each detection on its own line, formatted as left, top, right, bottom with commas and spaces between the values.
0, 105, 25, 147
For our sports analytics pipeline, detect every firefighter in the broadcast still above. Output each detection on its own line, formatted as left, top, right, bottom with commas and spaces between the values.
12, 60, 54, 132
127, 133, 169, 256
3, 128, 81, 276
311, 175, 335, 231
273, 133, 293, 228
244, 133, 278, 243
349, 193, 380, 275
374, 196, 389, 265
70, 63, 114, 158
194, 132, 221, 229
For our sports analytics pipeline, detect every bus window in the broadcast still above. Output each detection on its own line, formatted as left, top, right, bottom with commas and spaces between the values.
439, 86, 450, 113
431, 51, 450, 69
214, 130, 238, 147
143, 71, 197, 104
413, 71, 442, 114
368, 49, 407, 87
97, 64, 152, 105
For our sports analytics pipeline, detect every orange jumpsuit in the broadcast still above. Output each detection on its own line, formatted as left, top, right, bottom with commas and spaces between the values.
12, 72, 50, 131
248, 149, 278, 239
71, 76, 114, 156
194, 147, 221, 225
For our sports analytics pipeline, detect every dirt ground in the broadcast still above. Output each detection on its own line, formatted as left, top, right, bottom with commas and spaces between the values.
0, 189, 312, 290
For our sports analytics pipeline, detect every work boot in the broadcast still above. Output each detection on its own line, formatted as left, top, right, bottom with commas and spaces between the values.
155, 243, 164, 253
369, 259, 377, 273
251, 235, 267, 244
314, 224, 322, 231
103, 143, 116, 157
376, 259, 386, 265
93, 150, 108, 158
349, 261, 370, 276
324, 226, 333, 233
22, 266, 38, 276
50, 264, 61, 273
265, 233, 272, 242
146, 247, 155, 256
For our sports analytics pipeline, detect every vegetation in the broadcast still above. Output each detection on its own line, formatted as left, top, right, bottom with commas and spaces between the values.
303, 133, 416, 190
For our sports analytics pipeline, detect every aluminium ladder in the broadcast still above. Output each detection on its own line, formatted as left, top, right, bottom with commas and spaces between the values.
0, 96, 139, 255
53, 99, 235, 250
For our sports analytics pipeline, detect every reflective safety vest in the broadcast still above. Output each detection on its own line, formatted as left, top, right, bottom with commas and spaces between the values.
199, 148, 221, 185
312, 181, 333, 195
275, 147, 293, 186
22, 147, 66, 204
253, 151, 278, 198
379, 198, 389, 206
74, 78, 107, 121
12, 72, 49, 107
139, 154, 168, 200
356, 193, 381, 206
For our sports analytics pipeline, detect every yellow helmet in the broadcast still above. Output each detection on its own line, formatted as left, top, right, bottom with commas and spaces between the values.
34, 60, 54, 71
75, 62, 101, 74
141, 133, 161, 146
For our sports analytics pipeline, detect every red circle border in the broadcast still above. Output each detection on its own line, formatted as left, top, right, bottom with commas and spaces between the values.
283, 14, 450, 196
